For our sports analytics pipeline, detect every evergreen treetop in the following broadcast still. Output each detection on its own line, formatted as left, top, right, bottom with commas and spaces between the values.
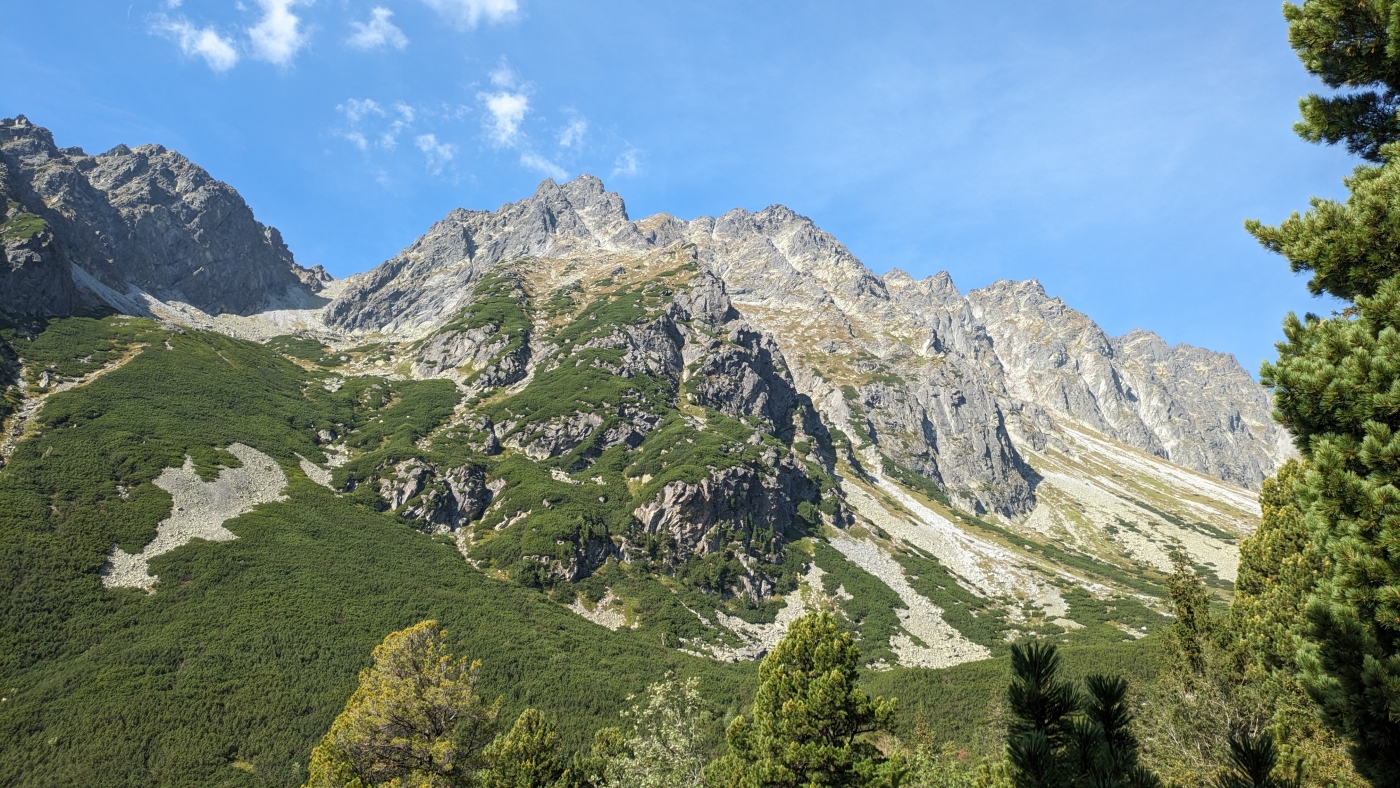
1285, 0, 1400, 161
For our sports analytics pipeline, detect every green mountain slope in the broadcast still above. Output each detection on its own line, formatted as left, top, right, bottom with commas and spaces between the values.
0, 316, 756, 786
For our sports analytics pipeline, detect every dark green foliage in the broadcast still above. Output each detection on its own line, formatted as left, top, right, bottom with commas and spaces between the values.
1230, 462, 1360, 785
1282, 0, 1400, 161
1217, 732, 1298, 788
890, 547, 1011, 648
1246, 146, 1400, 300
266, 335, 347, 367
1006, 644, 1079, 755
882, 456, 951, 507
0, 317, 757, 787
481, 709, 568, 788
1004, 643, 1158, 788
705, 611, 897, 788
862, 640, 1161, 756
812, 541, 904, 666
2, 315, 150, 382
1255, 275, 1400, 786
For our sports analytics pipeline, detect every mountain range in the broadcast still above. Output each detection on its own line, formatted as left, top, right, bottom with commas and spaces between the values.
0, 114, 1287, 784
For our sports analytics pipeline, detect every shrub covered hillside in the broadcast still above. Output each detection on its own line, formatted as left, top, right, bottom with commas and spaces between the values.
0, 312, 1159, 787
0, 314, 762, 785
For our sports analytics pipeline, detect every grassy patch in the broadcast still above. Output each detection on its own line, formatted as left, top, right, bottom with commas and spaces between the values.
863, 637, 1162, 754
1, 200, 45, 242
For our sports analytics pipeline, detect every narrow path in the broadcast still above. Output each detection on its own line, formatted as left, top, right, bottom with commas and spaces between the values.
0, 344, 147, 465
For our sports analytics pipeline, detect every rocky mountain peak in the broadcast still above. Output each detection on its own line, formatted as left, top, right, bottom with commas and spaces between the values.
0, 115, 323, 320
318, 173, 1290, 496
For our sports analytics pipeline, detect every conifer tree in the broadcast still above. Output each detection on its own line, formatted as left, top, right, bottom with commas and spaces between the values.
1217, 732, 1299, 788
1005, 643, 1158, 788
304, 620, 501, 788
1233, 462, 1361, 785
1283, 0, 1400, 161
1246, 3, 1400, 783
704, 611, 898, 788
480, 709, 568, 788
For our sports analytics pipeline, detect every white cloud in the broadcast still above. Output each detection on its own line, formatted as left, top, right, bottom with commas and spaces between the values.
249, 0, 311, 66
165, 0, 184, 7
338, 98, 385, 124
520, 151, 567, 181
421, 0, 517, 29
490, 62, 519, 89
612, 148, 641, 177
152, 16, 240, 72
348, 7, 407, 50
416, 133, 457, 174
480, 90, 528, 147
379, 102, 416, 149
558, 117, 586, 148
336, 98, 422, 152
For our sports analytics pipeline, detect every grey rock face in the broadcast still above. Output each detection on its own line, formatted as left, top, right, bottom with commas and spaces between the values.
374, 458, 494, 533
633, 458, 816, 556
968, 279, 1291, 489
325, 175, 654, 334
347, 174, 1283, 507
0, 115, 324, 318
2, 225, 80, 319
686, 324, 799, 435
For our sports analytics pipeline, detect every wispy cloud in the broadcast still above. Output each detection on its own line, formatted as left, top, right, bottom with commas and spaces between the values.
339, 98, 385, 124
152, 15, 240, 72
415, 133, 457, 174
249, 0, 311, 66
421, 0, 517, 29
348, 7, 407, 50
612, 148, 642, 177
480, 91, 528, 147
520, 151, 567, 181
558, 117, 586, 148
381, 102, 415, 149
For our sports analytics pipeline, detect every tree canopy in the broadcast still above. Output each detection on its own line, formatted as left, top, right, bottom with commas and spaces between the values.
705, 611, 897, 788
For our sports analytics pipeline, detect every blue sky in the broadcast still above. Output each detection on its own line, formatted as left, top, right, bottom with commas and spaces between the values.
0, 1, 1357, 373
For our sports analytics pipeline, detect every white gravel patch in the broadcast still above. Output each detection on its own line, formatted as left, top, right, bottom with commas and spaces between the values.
101, 444, 288, 591
570, 589, 628, 630
692, 562, 827, 662
841, 476, 1073, 619
296, 454, 335, 489
1063, 424, 1259, 515
1016, 425, 1254, 583
827, 530, 990, 669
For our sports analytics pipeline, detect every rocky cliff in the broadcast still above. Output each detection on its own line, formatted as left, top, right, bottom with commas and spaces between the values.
322, 175, 1285, 503
0, 115, 326, 320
